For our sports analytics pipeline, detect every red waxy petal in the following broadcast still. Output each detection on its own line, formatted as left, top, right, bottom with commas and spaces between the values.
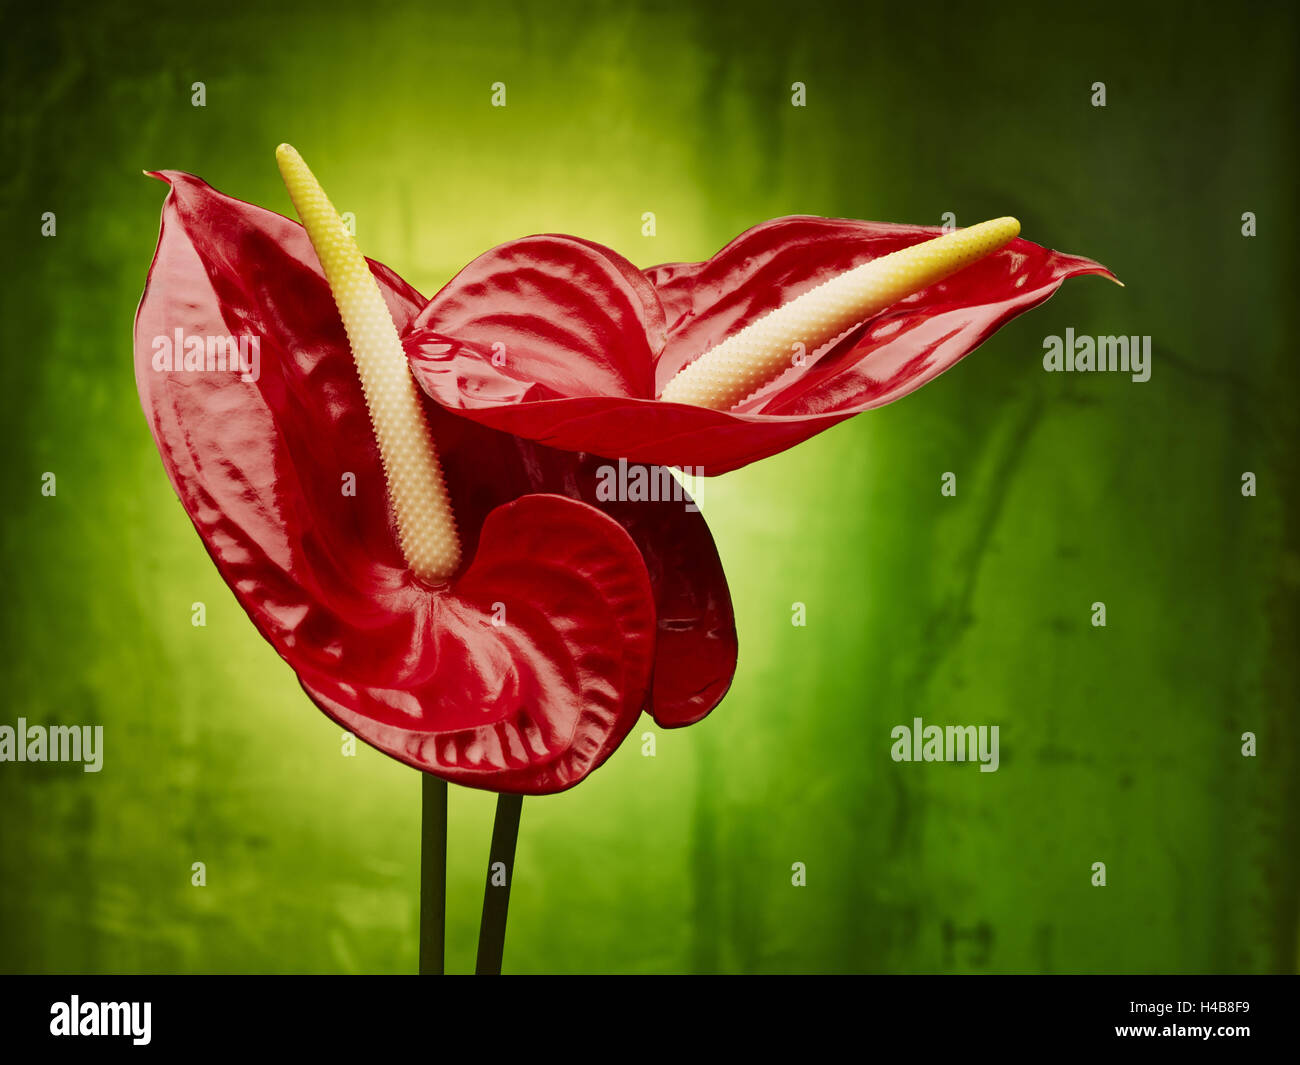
299, 494, 656, 793
406, 216, 1116, 474
421, 405, 736, 729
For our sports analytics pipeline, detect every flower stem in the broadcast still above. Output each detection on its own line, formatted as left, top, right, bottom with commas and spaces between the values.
475, 793, 523, 975
418, 774, 448, 975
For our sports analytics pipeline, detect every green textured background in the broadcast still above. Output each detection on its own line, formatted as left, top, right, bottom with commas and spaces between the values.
1, 0, 1296, 974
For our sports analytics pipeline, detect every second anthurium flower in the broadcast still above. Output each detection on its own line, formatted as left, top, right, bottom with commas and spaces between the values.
134, 148, 736, 795
404, 214, 1118, 474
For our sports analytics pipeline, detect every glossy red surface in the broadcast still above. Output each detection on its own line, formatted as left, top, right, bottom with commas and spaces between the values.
404, 218, 1117, 474
134, 173, 736, 794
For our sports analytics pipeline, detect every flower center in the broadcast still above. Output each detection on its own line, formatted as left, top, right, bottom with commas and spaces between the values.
277, 144, 462, 582
658, 217, 1021, 411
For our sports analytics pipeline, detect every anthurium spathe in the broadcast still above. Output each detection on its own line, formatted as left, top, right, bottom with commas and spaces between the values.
133, 155, 736, 795
404, 216, 1118, 474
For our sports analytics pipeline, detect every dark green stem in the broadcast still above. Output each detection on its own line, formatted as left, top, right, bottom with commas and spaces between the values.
419, 773, 447, 975
475, 792, 523, 975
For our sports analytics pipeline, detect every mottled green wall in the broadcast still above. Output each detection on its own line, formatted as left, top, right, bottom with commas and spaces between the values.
1, 0, 1295, 973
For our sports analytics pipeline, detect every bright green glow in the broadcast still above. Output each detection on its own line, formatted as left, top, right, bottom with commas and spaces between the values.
0, 0, 1295, 975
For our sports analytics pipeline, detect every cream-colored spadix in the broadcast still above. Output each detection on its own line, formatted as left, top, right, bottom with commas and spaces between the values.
658, 217, 1021, 411
277, 144, 462, 581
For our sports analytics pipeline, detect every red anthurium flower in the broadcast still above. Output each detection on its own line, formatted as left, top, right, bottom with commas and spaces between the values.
133, 154, 735, 795
404, 216, 1118, 474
